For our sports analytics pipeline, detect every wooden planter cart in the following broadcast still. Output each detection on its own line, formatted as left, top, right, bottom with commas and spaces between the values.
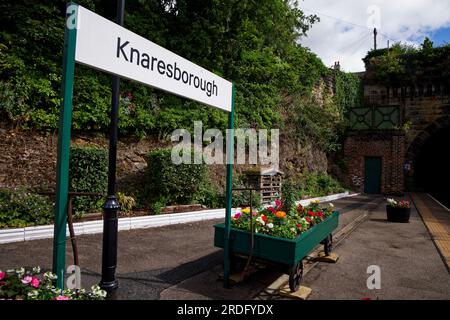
214, 211, 339, 292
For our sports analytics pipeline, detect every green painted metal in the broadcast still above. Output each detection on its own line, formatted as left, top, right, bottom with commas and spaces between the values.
223, 84, 236, 288
52, 5, 78, 289
349, 106, 400, 130
364, 157, 382, 194
214, 211, 339, 267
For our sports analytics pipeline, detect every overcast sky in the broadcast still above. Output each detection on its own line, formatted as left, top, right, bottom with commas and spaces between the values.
298, 0, 450, 72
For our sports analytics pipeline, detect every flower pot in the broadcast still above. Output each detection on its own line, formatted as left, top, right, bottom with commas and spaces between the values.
386, 205, 411, 223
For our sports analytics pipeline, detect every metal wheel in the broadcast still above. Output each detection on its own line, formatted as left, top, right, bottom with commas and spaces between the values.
288, 260, 303, 292
324, 234, 333, 256
230, 254, 246, 273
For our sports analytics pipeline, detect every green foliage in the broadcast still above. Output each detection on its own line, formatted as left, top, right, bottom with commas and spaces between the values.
69, 146, 107, 217
364, 40, 450, 85
0, 189, 53, 228
0, 267, 106, 300
194, 181, 222, 209
281, 179, 299, 215
231, 190, 261, 209
146, 148, 208, 207
0, 0, 344, 146
116, 192, 136, 213
150, 196, 168, 215
334, 71, 363, 112
298, 172, 345, 198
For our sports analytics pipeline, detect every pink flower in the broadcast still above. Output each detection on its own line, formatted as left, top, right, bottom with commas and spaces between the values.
0, 272, 5, 280
233, 212, 242, 220
268, 207, 276, 214
21, 276, 32, 284
30, 277, 40, 288
55, 295, 70, 300
275, 199, 282, 208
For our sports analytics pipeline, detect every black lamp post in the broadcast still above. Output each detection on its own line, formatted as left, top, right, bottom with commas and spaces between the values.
100, 0, 125, 293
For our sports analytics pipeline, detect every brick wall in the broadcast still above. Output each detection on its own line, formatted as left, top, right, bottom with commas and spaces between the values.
344, 131, 405, 195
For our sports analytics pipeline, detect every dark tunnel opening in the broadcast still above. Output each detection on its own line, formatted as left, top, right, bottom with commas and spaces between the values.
414, 126, 450, 208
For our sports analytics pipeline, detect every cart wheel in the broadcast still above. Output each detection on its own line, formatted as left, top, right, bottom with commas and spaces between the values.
230, 254, 246, 273
288, 260, 303, 292
324, 234, 333, 256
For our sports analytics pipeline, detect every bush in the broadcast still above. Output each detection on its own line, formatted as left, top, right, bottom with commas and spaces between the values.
281, 179, 300, 215
194, 181, 222, 209
0, 188, 53, 228
231, 190, 261, 209
146, 148, 207, 207
299, 172, 345, 198
69, 146, 107, 217
116, 192, 136, 213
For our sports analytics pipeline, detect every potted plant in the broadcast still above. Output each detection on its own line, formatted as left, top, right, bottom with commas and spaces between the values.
386, 198, 411, 223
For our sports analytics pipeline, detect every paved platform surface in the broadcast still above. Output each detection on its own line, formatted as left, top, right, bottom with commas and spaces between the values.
3, 194, 448, 300
0, 194, 378, 299
302, 194, 450, 300
411, 193, 450, 271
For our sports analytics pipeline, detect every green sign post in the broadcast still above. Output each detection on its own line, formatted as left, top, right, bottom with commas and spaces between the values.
52, 3, 77, 289
223, 85, 235, 288
53, 2, 235, 290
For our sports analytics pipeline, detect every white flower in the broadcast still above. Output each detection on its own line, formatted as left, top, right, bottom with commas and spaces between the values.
27, 290, 40, 299
15, 267, 25, 276
290, 228, 296, 232
256, 216, 266, 226
32, 266, 41, 274
328, 203, 334, 208
267, 223, 274, 229
90, 285, 107, 298
387, 198, 397, 206
44, 271, 57, 281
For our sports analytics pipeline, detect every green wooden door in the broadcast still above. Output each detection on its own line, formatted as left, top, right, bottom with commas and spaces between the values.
364, 157, 381, 194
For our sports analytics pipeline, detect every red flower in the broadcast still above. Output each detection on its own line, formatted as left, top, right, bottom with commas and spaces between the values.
297, 204, 303, 213
296, 223, 302, 229
268, 207, 276, 214
306, 217, 311, 223
262, 215, 268, 222
308, 211, 315, 216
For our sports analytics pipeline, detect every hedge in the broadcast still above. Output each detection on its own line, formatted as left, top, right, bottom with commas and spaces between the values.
69, 145, 108, 217
146, 148, 208, 210
0, 188, 53, 228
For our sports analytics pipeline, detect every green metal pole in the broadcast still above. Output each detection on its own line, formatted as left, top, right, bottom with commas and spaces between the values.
52, 3, 78, 289
223, 84, 236, 288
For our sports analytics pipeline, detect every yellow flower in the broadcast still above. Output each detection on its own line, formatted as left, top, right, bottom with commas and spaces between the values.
242, 207, 250, 214
275, 211, 286, 219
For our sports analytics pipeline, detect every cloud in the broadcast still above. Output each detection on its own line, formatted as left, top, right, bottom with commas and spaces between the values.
298, 0, 450, 72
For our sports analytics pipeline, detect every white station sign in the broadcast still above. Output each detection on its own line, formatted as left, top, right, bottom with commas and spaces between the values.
74, 6, 232, 112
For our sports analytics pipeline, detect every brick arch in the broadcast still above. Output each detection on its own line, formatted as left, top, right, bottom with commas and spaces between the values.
406, 116, 450, 162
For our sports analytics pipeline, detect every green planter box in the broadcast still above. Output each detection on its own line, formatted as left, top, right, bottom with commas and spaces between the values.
214, 211, 339, 267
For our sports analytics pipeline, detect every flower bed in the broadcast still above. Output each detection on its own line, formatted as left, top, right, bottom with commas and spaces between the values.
0, 267, 106, 300
231, 199, 335, 240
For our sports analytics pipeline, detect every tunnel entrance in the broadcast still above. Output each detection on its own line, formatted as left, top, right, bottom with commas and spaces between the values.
414, 126, 450, 207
